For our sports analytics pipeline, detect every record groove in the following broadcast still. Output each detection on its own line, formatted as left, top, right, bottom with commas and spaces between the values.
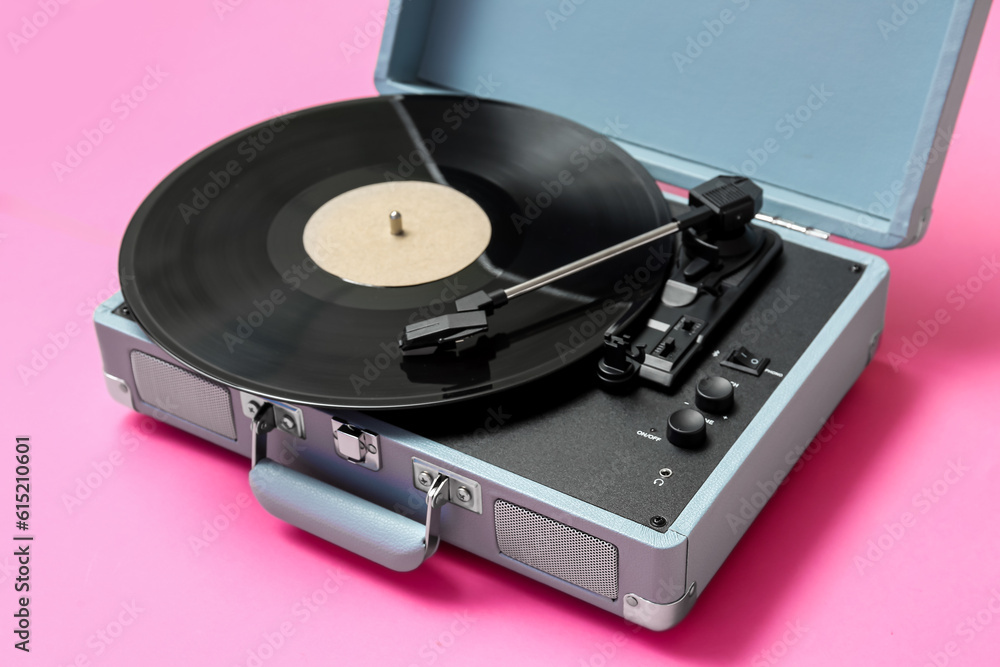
119, 95, 672, 409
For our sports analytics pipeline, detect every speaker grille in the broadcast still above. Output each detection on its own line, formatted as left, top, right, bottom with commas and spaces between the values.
130, 351, 236, 440
494, 499, 618, 599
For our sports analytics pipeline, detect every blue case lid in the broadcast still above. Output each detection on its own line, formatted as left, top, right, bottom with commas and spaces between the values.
374, 0, 991, 248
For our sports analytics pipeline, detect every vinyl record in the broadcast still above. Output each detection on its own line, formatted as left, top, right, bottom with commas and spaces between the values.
119, 95, 673, 409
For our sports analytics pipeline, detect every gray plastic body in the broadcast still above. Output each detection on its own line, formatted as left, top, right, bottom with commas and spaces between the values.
95, 226, 889, 629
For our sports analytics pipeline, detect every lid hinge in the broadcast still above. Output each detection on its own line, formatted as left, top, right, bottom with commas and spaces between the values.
754, 213, 829, 240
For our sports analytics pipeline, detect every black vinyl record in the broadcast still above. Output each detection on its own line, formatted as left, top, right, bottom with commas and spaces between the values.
119, 95, 672, 409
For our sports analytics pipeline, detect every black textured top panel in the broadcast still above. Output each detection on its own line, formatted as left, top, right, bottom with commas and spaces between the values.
386, 240, 864, 529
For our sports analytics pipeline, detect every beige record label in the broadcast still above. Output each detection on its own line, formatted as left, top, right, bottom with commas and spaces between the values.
302, 181, 492, 287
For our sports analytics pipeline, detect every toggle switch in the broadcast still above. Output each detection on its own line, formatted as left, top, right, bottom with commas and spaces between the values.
720, 346, 769, 377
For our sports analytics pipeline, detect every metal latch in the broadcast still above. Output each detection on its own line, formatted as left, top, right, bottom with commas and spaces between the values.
332, 419, 381, 471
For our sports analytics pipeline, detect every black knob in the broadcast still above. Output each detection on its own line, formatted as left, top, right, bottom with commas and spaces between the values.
667, 408, 706, 449
696, 376, 735, 414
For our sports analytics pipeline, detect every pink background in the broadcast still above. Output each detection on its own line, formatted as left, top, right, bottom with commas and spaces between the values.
2, 2, 999, 665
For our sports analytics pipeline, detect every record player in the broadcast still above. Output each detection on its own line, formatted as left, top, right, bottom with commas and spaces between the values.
93, 1, 991, 630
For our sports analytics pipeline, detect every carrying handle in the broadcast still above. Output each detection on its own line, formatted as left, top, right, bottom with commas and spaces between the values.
247, 404, 447, 572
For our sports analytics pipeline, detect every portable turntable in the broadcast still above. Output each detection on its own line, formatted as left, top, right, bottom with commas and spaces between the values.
94, 1, 991, 630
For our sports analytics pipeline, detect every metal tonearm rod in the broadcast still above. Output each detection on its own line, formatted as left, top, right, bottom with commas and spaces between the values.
398, 175, 764, 354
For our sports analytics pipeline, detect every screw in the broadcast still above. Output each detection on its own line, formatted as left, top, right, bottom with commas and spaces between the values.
417, 471, 433, 487
456, 486, 472, 503
118, 382, 128, 394
247, 401, 260, 416
279, 415, 296, 432
650, 515, 667, 528
366, 443, 377, 454
850, 263, 863, 273
625, 595, 638, 607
